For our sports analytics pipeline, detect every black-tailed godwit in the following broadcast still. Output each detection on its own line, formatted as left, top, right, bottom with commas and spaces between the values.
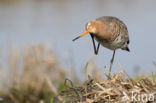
73, 16, 130, 73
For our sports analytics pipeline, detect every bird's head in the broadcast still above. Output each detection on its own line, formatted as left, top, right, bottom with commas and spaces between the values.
86, 21, 97, 34
73, 21, 97, 41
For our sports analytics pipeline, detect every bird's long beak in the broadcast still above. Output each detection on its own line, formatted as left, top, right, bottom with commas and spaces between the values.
72, 29, 90, 41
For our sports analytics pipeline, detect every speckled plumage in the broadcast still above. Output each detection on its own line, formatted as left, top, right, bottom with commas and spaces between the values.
93, 16, 130, 51
73, 16, 130, 74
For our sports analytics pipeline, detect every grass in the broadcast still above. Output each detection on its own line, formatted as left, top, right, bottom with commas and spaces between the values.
61, 66, 156, 103
0, 44, 155, 103
0, 44, 78, 103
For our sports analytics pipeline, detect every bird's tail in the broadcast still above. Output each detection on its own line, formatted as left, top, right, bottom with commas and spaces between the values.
122, 47, 130, 52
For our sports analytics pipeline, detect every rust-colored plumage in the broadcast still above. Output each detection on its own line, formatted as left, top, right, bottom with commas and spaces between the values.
73, 16, 130, 73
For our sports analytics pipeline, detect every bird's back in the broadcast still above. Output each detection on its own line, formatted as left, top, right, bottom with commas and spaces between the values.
95, 16, 130, 51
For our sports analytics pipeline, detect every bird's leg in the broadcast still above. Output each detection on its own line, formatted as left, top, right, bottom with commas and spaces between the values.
90, 34, 100, 55
109, 50, 116, 76
96, 43, 100, 54
90, 34, 97, 54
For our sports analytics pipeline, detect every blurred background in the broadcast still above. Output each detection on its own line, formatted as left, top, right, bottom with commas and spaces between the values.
0, 0, 156, 102
1, 0, 156, 76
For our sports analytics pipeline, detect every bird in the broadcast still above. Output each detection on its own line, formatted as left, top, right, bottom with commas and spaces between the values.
72, 16, 130, 74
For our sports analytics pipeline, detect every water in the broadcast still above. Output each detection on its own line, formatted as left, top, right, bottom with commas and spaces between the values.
0, 0, 156, 76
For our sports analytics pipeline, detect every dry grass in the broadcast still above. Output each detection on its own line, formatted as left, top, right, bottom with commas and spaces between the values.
0, 44, 78, 103
0, 44, 155, 103
61, 67, 156, 103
